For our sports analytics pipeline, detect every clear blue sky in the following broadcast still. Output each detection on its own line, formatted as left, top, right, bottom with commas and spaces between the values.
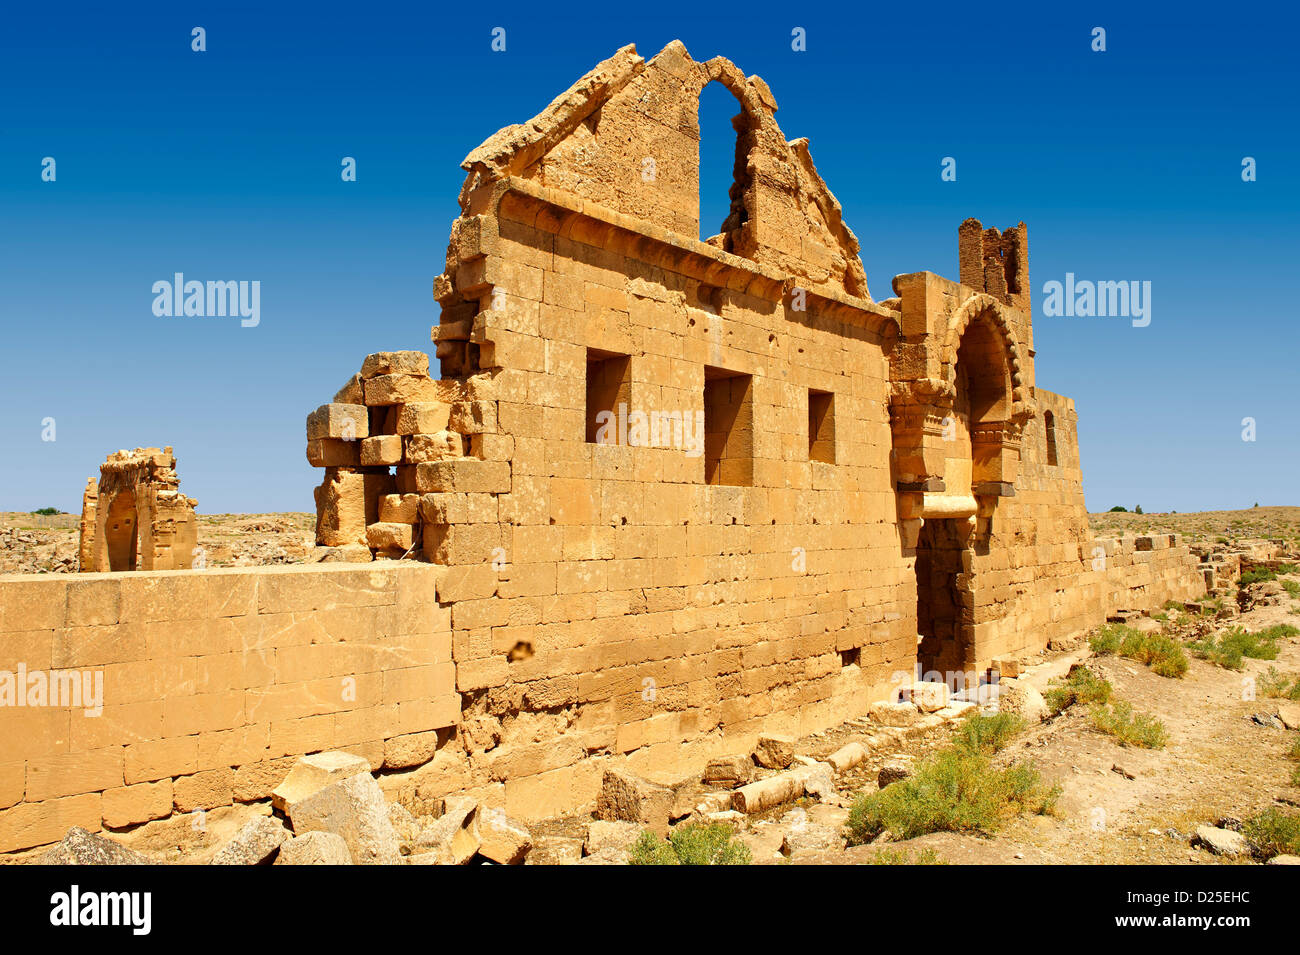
1, 1, 1295, 514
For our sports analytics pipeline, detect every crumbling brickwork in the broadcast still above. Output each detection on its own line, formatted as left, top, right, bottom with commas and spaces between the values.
0, 41, 1217, 848
78, 447, 197, 572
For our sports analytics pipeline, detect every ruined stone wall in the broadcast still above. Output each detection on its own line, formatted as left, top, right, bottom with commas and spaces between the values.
0, 563, 453, 853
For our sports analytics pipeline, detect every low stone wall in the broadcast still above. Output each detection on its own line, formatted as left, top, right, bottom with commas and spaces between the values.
0, 563, 454, 853
0, 536, 1215, 852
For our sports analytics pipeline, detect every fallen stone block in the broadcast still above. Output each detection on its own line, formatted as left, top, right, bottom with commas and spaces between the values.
878, 764, 911, 789
39, 827, 148, 865
418, 796, 480, 865
732, 770, 806, 814
1268, 854, 1300, 865
868, 701, 922, 727
287, 772, 402, 865
583, 820, 641, 857
999, 683, 1048, 722
826, 742, 867, 772
780, 821, 845, 857
474, 808, 532, 865
275, 831, 353, 865
526, 836, 583, 865
1277, 702, 1300, 731
906, 681, 949, 713
703, 754, 754, 786
793, 762, 836, 802
272, 751, 372, 814
594, 769, 673, 837
1194, 825, 1249, 858
210, 816, 291, 865
752, 734, 796, 769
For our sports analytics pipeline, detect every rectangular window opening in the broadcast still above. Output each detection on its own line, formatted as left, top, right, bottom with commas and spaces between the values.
586, 349, 631, 444
808, 389, 835, 464
703, 366, 754, 486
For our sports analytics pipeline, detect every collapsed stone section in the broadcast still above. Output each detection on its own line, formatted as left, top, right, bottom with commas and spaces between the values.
306, 351, 507, 565
78, 447, 197, 572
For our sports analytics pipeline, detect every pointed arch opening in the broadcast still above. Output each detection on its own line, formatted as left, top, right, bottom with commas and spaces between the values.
697, 81, 752, 251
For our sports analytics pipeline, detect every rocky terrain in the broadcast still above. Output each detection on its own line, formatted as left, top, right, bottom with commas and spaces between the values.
0, 511, 315, 574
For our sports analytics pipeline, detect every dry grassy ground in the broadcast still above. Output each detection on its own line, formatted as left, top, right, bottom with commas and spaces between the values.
0, 511, 315, 574
1088, 504, 1300, 546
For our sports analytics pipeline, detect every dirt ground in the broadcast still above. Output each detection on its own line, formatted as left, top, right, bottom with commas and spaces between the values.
1088, 504, 1300, 547
769, 576, 1300, 865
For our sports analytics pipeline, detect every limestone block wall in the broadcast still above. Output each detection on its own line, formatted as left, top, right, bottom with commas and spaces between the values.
0, 563, 453, 853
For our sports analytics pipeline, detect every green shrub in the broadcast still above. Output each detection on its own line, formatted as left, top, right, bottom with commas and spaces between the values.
1044, 667, 1113, 716
1089, 625, 1125, 655
953, 712, 1026, 756
1240, 568, 1278, 586
627, 822, 752, 865
846, 748, 1058, 844
1089, 700, 1169, 748
1241, 808, 1300, 860
1283, 580, 1300, 597
868, 848, 948, 865
1258, 667, 1300, 701
1189, 626, 1282, 670
1112, 629, 1189, 678
30, 507, 59, 516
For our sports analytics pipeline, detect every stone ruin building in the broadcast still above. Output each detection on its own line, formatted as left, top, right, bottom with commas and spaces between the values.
0, 41, 1218, 852
78, 447, 198, 572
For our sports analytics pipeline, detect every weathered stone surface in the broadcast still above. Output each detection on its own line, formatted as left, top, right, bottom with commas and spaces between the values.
752, 734, 796, 769
39, 827, 148, 865
826, 742, 867, 772
272, 751, 372, 814
593, 769, 673, 837
583, 820, 641, 858
1194, 825, 1249, 858
999, 683, 1049, 722
418, 796, 480, 864
210, 816, 291, 865
1276, 702, 1300, 731
732, 770, 806, 814
869, 702, 923, 727
526, 835, 583, 865
474, 808, 532, 864
275, 830, 353, 865
878, 764, 912, 788
703, 755, 754, 786
287, 772, 402, 865
907, 681, 949, 713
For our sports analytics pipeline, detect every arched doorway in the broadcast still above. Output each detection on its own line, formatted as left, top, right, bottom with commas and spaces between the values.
104, 490, 139, 571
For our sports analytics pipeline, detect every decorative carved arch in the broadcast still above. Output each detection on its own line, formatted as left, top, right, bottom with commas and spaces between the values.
940, 294, 1026, 411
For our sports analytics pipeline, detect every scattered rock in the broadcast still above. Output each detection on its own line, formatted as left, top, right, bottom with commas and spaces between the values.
905, 681, 949, 713
1250, 713, 1284, 729
287, 772, 402, 865
878, 764, 911, 789
594, 769, 673, 836
1277, 702, 1300, 731
1193, 825, 1249, 858
826, 742, 867, 772
779, 821, 845, 857
794, 762, 836, 802
752, 734, 796, 769
418, 796, 480, 864
526, 836, 583, 865
999, 683, 1049, 723
474, 808, 532, 865
1267, 854, 1300, 865
272, 751, 372, 814
868, 701, 922, 727
39, 827, 148, 865
275, 830, 353, 865
583, 820, 641, 858
210, 816, 291, 865
703, 754, 754, 786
